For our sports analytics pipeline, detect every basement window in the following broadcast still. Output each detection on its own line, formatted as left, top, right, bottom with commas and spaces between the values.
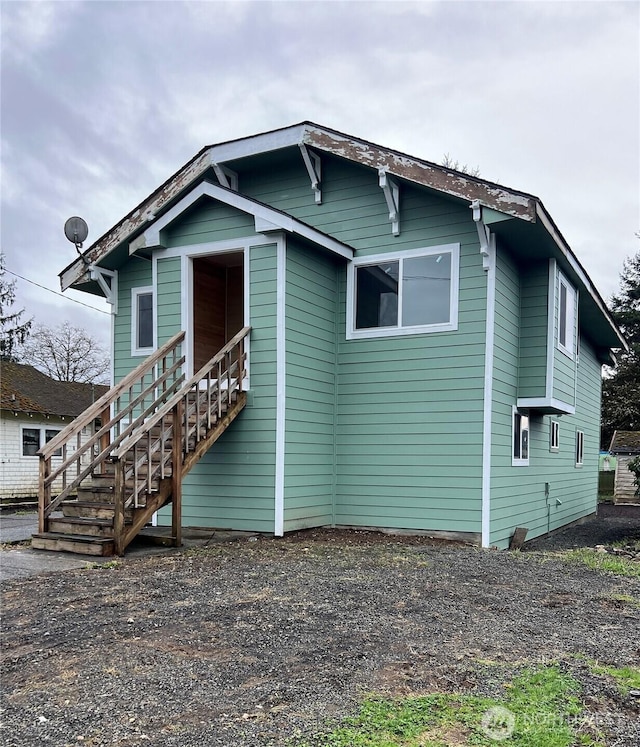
347, 244, 459, 339
132, 287, 154, 356
512, 408, 530, 466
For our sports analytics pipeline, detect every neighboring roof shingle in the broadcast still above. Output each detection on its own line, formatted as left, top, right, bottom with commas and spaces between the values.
0, 362, 108, 418
609, 430, 640, 454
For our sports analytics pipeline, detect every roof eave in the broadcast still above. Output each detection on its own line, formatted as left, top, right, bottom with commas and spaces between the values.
61, 122, 542, 290
534, 203, 628, 352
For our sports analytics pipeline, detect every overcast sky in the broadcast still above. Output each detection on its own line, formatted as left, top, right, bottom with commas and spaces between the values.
2, 0, 638, 353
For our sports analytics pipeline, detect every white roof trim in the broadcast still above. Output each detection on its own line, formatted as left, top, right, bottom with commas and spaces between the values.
208, 123, 307, 164
129, 180, 353, 262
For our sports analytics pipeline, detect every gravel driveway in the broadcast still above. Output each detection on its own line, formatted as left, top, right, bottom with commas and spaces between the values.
2, 520, 639, 746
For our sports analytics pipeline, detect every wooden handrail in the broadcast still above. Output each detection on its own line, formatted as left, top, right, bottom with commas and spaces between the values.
38, 325, 250, 551
113, 327, 249, 512
38, 331, 186, 532
38, 331, 185, 460
45, 359, 185, 486
111, 326, 251, 460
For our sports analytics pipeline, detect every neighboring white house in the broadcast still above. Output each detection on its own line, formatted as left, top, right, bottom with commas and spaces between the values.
0, 363, 108, 500
609, 430, 640, 504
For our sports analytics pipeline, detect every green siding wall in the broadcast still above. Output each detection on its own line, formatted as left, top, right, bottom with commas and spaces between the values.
164, 200, 255, 247
106, 148, 606, 543
334, 205, 486, 536
156, 257, 182, 346
553, 348, 577, 406
489, 248, 600, 548
518, 261, 549, 398
113, 257, 152, 383
158, 243, 278, 532
243, 152, 473, 255
284, 241, 339, 531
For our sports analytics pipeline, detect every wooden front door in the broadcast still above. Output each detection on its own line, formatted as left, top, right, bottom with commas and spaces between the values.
192, 253, 244, 372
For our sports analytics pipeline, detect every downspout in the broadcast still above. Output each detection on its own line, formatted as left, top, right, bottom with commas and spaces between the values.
472, 200, 495, 548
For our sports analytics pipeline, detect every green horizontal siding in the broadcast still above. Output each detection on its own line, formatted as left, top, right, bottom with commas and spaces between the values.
158, 243, 278, 533
334, 234, 485, 535
243, 151, 479, 256
518, 261, 549, 398
284, 240, 338, 531
553, 348, 577, 405
489, 248, 598, 548
156, 257, 182, 346
113, 257, 152, 382
164, 200, 254, 247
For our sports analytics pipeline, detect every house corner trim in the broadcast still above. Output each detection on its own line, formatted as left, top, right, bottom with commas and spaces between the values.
274, 235, 286, 536
475, 203, 496, 548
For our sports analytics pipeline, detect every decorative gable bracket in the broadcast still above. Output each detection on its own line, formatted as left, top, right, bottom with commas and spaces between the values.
471, 200, 495, 271
378, 170, 400, 236
89, 266, 118, 313
298, 144, 322, 204
211, 162, 239, 191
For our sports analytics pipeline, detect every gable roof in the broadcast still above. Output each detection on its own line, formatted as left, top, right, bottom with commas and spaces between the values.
0, 362, 108, 418
128, 180, 354, 261
58, 121, 626, 352
609, 430, 640, 454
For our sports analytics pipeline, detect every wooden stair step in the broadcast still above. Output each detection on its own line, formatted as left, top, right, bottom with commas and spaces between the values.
48, 516, 117, 538
62, 500, 133, 520
86, 474, 115, 487
77, 485, 114, 502
31, 532, 115, 557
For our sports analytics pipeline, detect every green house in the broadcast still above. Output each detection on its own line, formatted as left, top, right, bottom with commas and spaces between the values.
42, 123, 625, 554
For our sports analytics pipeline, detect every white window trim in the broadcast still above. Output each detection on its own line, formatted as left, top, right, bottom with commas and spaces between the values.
550, 420, 559, 452
346, 243, 460, 340
557, 271, 576, 360
512, 406, 530, 467
575, 429, 584, 467
131, 286, 156, 357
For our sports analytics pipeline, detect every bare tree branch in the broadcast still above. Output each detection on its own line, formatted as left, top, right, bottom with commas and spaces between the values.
20, 321, 110, 384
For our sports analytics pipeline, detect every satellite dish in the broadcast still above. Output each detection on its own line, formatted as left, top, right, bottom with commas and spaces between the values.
64, 216, 89, 252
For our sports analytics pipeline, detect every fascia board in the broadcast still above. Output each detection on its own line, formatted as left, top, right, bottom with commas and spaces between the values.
302, 127, 537, 223
207, 123, 308, 163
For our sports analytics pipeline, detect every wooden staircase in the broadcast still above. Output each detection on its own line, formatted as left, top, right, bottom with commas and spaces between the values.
33, 327, 250, 556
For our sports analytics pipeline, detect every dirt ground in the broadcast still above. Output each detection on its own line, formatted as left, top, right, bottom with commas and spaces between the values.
2, 518, 639, 747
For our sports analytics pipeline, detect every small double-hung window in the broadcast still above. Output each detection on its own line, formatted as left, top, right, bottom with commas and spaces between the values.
132, 287, 154, 355
557, 272, 577, 358
347, 245, 459, 339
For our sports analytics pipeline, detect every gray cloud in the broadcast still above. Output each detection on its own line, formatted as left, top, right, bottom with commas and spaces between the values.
1, 0, 638, 353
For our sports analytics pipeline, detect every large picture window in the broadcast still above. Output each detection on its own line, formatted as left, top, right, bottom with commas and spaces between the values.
348, 245, 459, 339
132, 287, 154, 355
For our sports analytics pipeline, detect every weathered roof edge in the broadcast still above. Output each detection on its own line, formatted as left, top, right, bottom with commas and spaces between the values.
59, 121, 538, 289
58, 121, 626, 350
